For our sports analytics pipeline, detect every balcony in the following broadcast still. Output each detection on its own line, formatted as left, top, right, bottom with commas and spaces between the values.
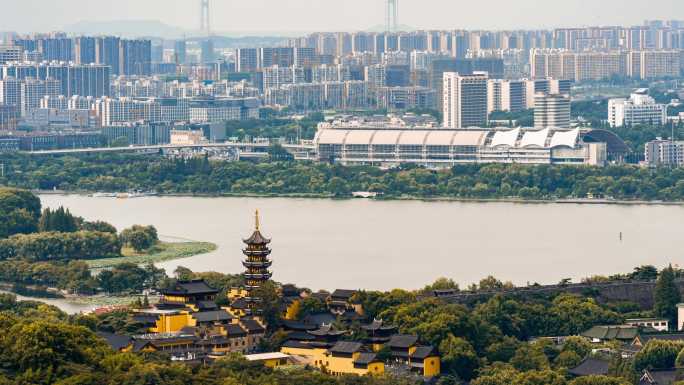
242, 260, 272, 268
243, 249, 271, 257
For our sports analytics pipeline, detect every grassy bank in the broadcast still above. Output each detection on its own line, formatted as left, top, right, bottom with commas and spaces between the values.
87, 241, 217, 269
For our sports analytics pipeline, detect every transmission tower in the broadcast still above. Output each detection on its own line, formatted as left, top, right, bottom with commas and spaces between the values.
200, 0, 211, 36
386, 0, 398, 33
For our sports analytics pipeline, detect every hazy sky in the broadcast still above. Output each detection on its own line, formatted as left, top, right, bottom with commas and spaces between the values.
2, 0, 683, 34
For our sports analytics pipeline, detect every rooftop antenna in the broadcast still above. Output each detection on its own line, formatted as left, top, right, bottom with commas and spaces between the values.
200, 0, 211, 37
386, 0, 398, 33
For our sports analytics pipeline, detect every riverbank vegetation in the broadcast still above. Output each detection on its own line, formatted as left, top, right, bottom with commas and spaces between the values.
4, 153, 684, 201
87, 241, 218, 269
0, 188, 214, 296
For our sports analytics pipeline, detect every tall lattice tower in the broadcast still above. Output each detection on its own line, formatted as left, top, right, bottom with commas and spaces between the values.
200, 0, 211, 36
386, 0, 398, 33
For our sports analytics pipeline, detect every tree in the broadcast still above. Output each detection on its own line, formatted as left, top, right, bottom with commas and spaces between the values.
632, 265, 659, 280
38, 207, 79, 233
423, 278, 459, 292
0, 188, 41, 238
510, 344, 550, 372
120, 225, 159, 252
439, 334, 481, 380
654, 265, 681, 327
634, 339, 684, 371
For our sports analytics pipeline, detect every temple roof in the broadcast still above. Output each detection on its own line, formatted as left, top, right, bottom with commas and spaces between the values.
243, 210, 271, 245
388, 334, 418, 349
243, 230, 271, 245
328, 341, 363, 355
160, 279, 219, 297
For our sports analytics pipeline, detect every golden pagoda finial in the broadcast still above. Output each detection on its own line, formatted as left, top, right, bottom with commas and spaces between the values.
255, 209, 260, 231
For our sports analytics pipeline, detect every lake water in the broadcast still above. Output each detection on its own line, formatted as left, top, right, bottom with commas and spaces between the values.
39, 195, 684, 293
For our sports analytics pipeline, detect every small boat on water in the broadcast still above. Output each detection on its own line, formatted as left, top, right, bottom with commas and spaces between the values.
352, 191, 380, 199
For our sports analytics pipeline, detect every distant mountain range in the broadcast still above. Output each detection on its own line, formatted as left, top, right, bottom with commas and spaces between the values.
64, 20, 188, 39
63, 20, 307, 41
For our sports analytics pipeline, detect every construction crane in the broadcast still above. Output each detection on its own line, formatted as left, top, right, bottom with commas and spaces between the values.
386, 0, 398, 33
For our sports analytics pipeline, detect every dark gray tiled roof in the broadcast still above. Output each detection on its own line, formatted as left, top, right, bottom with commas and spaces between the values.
193, 310, 233, 323
410, 346, 436, 360
388, 334, 418, 349
97, 332, 132, 351
568, 358, 610, 377
329, 341, 363, 354
354, 352, 379, 365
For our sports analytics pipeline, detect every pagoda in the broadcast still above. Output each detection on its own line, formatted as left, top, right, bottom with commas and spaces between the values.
242, 210, 273, 315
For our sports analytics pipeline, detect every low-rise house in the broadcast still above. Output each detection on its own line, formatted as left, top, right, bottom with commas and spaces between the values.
328, 289, 362, 315
245, 352, 296, 368
240, 317, 267, 350
361, 319, 397, 351
387, 335, 440, 378
324, 341, 384, 376
581, 325, 640, 344
639, 369, 681, 385
627, 318, 669, 332
568, 357, 610, 377
632, 333, 684, 347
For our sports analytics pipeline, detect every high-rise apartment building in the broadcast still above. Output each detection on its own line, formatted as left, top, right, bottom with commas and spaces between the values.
174, 40, 187, 65
0, 45, 22, 64
96, 36, 121, 75
20, 77, 60, 116
74, 37, 97, 64
0, 76, 21, 107
534, 93, 571, 128
487, 79, 526, 113
119, 39, 152, 76
442, 72, 488, 128
236, 48, 259, 72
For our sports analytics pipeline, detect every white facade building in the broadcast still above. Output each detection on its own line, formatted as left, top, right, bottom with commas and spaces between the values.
315, 127, 606, 167
608, 90, 667, 127
534, 93, 571, 129
443, 72, 488, 128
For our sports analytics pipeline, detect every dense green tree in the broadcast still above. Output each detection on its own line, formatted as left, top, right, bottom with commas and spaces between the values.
510, 344, 550, 372
38, 206, 80, 233
120, 225, 159, 252
423, 278, 460, 292
439, 334, 481, 380
0, 188, 41, 238
654, 265, 681, 326
634, 340, 684, 371
632, 265, 659, 280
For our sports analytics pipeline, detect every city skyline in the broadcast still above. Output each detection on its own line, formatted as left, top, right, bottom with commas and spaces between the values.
2, 0, 684, 36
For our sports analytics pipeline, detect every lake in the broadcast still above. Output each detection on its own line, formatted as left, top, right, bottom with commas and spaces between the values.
40, 195, 684, 292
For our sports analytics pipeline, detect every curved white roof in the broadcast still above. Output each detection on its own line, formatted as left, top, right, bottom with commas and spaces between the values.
371, 130, 403, 145
490, 128, 520, 148
519, 128, 549, 148
398, 130, 430, 145
315, 129, 349, 145
453, 131, 487, 146
425, 131, 457, 146
550, 129, 579, 148
345, 130, 376, 145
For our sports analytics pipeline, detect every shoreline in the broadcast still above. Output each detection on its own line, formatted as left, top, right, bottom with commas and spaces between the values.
34, 189, 684, 206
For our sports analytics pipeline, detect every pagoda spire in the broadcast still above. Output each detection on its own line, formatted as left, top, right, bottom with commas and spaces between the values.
255, 209, 260, 231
